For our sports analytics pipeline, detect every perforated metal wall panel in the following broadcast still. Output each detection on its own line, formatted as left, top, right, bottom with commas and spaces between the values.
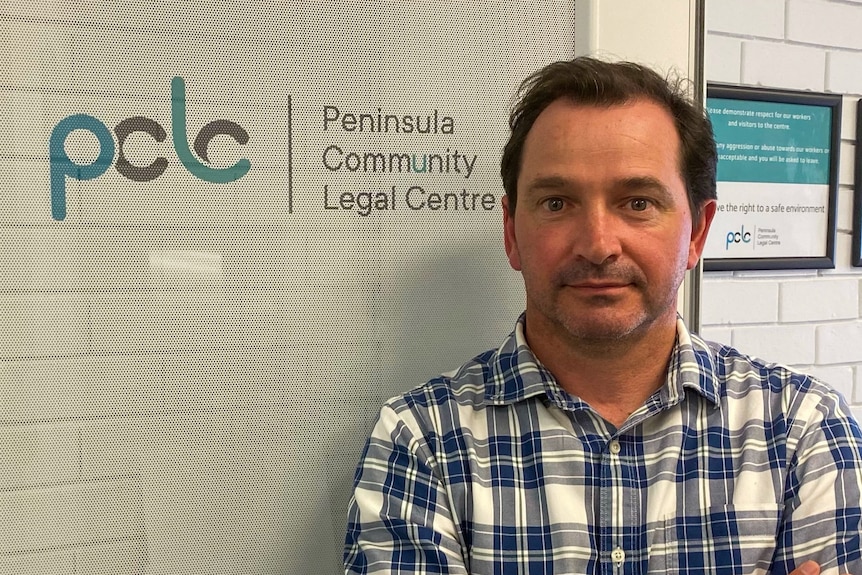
0, 2, 575, 573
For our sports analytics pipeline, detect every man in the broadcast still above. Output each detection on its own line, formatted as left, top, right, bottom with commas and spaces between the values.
343, 57, 862, 575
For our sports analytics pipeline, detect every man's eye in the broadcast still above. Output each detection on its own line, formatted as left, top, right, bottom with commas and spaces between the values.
544, 198, 564, 211
630, 198, 650, 211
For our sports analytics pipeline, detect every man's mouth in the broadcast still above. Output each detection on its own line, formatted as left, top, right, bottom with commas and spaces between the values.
570, 281, 630, 288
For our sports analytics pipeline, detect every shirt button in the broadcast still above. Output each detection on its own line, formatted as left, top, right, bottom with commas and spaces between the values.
609, 440, 621, 454
611, 547, 625, 563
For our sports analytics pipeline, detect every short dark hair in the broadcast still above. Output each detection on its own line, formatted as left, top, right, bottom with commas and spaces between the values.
500, 57, 717, 218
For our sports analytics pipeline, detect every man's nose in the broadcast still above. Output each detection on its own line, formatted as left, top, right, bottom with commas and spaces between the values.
572, 208, 622, 265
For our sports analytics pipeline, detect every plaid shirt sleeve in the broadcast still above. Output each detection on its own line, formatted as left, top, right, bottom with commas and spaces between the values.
344, 402, 469, 575
771, 382, 862, 574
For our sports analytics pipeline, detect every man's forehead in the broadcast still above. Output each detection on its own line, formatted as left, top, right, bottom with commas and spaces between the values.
517, 98, 688, 201
522, 99, 681, 159
530, 96, 675, 125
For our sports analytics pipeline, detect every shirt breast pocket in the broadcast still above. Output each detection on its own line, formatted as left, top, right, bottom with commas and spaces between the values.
648, 505, 782, 575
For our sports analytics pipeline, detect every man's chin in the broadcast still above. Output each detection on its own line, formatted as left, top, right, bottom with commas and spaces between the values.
558, 311, 652, 342
564, 324, 641, 342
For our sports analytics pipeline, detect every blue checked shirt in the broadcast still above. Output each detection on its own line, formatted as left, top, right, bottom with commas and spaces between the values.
344, 315, 862, 575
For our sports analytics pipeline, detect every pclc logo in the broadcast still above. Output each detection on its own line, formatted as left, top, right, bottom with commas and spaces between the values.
49, 77, 250, 221
725, 225, 752, 250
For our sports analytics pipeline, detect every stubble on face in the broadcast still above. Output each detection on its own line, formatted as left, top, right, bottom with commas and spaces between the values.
523, 251, 685, 346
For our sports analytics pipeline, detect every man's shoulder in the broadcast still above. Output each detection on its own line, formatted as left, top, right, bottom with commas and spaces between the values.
696, 333, 809, 381
386, 347, 499, 415
690, 330, 844, 408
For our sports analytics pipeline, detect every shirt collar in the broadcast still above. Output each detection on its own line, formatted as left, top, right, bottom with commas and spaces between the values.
485, 314, 721, 408
485, 314, 562, 405
665, 317, 721, 407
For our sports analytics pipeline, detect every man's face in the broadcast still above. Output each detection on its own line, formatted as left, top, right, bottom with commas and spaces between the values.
503, 98, 715, 345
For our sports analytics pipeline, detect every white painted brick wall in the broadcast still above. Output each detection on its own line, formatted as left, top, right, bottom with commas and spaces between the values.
780, 279, 858, 321
855, 369, 862, 402
705, 35, 742, 84
704, 0, 862, 414
805, 364, 855, 400
741, 41, 826, 90
822, 233, 856, 273
706, 0, 786, 38
731, 324, 817, 365
699, 325, 732, 344
840, 95, 857, 140
701, 279, 779, 324
817, 322, 862, 364
840, 141, 856, 188
827, 51, 862, 94
787, 0, 862, 49
838, 187, 855, 232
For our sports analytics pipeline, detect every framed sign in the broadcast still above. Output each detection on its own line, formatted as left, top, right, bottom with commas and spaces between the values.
704, 85, 841, 271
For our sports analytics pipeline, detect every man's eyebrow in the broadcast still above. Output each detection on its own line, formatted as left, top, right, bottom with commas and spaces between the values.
617, 176, 675, 200
523, 175, 573, 191
525, 175, 672, 193
618, 175, 669, 192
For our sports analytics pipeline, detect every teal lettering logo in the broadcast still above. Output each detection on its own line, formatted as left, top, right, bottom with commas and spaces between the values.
49, 77, 250, 220
725, 225, 752, 249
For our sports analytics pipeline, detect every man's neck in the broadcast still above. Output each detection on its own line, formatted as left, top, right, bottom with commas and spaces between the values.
525, 317, 678, 429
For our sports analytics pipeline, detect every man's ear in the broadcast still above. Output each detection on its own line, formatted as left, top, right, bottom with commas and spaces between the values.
502, 195, 522, 271
687, 199, 717, 270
